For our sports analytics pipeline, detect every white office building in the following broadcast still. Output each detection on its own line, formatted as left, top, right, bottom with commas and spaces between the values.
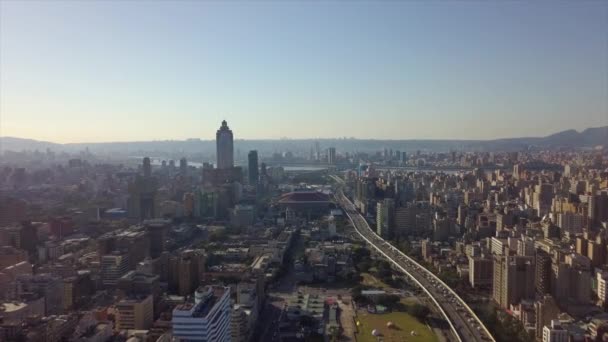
172, 286, 232, 342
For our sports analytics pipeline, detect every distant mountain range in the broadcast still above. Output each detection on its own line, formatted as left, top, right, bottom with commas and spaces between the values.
1, 126, 606, 155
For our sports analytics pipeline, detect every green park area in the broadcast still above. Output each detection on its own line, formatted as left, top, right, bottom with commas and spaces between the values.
360, 272, 391, 289
355, 311, 438, 342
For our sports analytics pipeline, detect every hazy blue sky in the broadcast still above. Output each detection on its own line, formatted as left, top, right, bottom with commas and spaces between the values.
1, 1, 606, 143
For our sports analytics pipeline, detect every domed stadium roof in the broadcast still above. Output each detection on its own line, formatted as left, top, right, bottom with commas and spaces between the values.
278, 190, 330, 204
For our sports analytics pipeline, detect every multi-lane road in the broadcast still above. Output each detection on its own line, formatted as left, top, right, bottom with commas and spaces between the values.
336, 191, 495, 342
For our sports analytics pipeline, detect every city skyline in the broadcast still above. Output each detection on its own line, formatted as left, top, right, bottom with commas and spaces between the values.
1, 1, 608, 341
1, 1, 607, 143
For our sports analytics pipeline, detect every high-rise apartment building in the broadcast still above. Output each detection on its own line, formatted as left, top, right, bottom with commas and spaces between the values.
421, 239, 433, 261
145, 219, 169, 259
172, 286, 231, 342
491, 237, 508, 256
535, 295, 560, 341
575, 236, 588, 256
394, 204, 416, 237
62, 272, 94, 310
248, 150, 259, 185
551, 253, 591, 306
493, 255, 535, 309
587, 238, 606, 267
101, 252, 130, 286
542, 320, 569, 342
175, 249, 206, 296
231, 305, 249, 342
535, 249, 552, 296
468, 256, 493, 288
433, 215, 452, 242
517, 237, 535, 257
589, 190, 608, 227
230, 281, 259, 342
376, 198, 395, 239
513, 164, 522, 180
556, 212, 584, 234
98, 229, 149, 270
216, 120, 234, 169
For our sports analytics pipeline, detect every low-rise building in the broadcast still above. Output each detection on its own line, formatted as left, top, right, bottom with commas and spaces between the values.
115, 294, 154, 330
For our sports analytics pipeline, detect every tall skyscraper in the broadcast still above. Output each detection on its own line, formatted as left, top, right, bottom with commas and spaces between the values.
143, 157, 152, 177
216, 120, 234, 169
328, 147, 336, 165
180, 158, 188, 175
248, 150, 259, 185
128, 157, 158, 221
400, 151, 407, 165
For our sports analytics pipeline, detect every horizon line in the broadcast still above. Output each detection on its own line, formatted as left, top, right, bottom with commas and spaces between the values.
1, 125, 606, 146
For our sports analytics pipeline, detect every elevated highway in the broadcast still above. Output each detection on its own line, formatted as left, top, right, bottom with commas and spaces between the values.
337, 191, 495, 342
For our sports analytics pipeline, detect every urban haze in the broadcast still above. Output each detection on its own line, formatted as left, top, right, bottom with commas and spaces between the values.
0, 2, 607, 342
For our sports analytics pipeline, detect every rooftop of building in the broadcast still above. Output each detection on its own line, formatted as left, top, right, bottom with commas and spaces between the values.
252, 254, 271, 270
120, 270, 159, 283
116, 295, 152, 306
106, 208, 127, 213
278, 190, 331, 204
0, 302, 27, 312
361, 290, 387, 295
277, 231, 292, 243
330, 209, 343, 216
3, 261, 31, 271
174, 286, 228, 318
208, 263, 249, 273
78, 322, 112, 338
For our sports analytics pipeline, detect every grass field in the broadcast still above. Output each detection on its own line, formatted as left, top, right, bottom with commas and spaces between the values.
355, 311, 438, 342
361, 272, 390, 289
399, 297, 420, 306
